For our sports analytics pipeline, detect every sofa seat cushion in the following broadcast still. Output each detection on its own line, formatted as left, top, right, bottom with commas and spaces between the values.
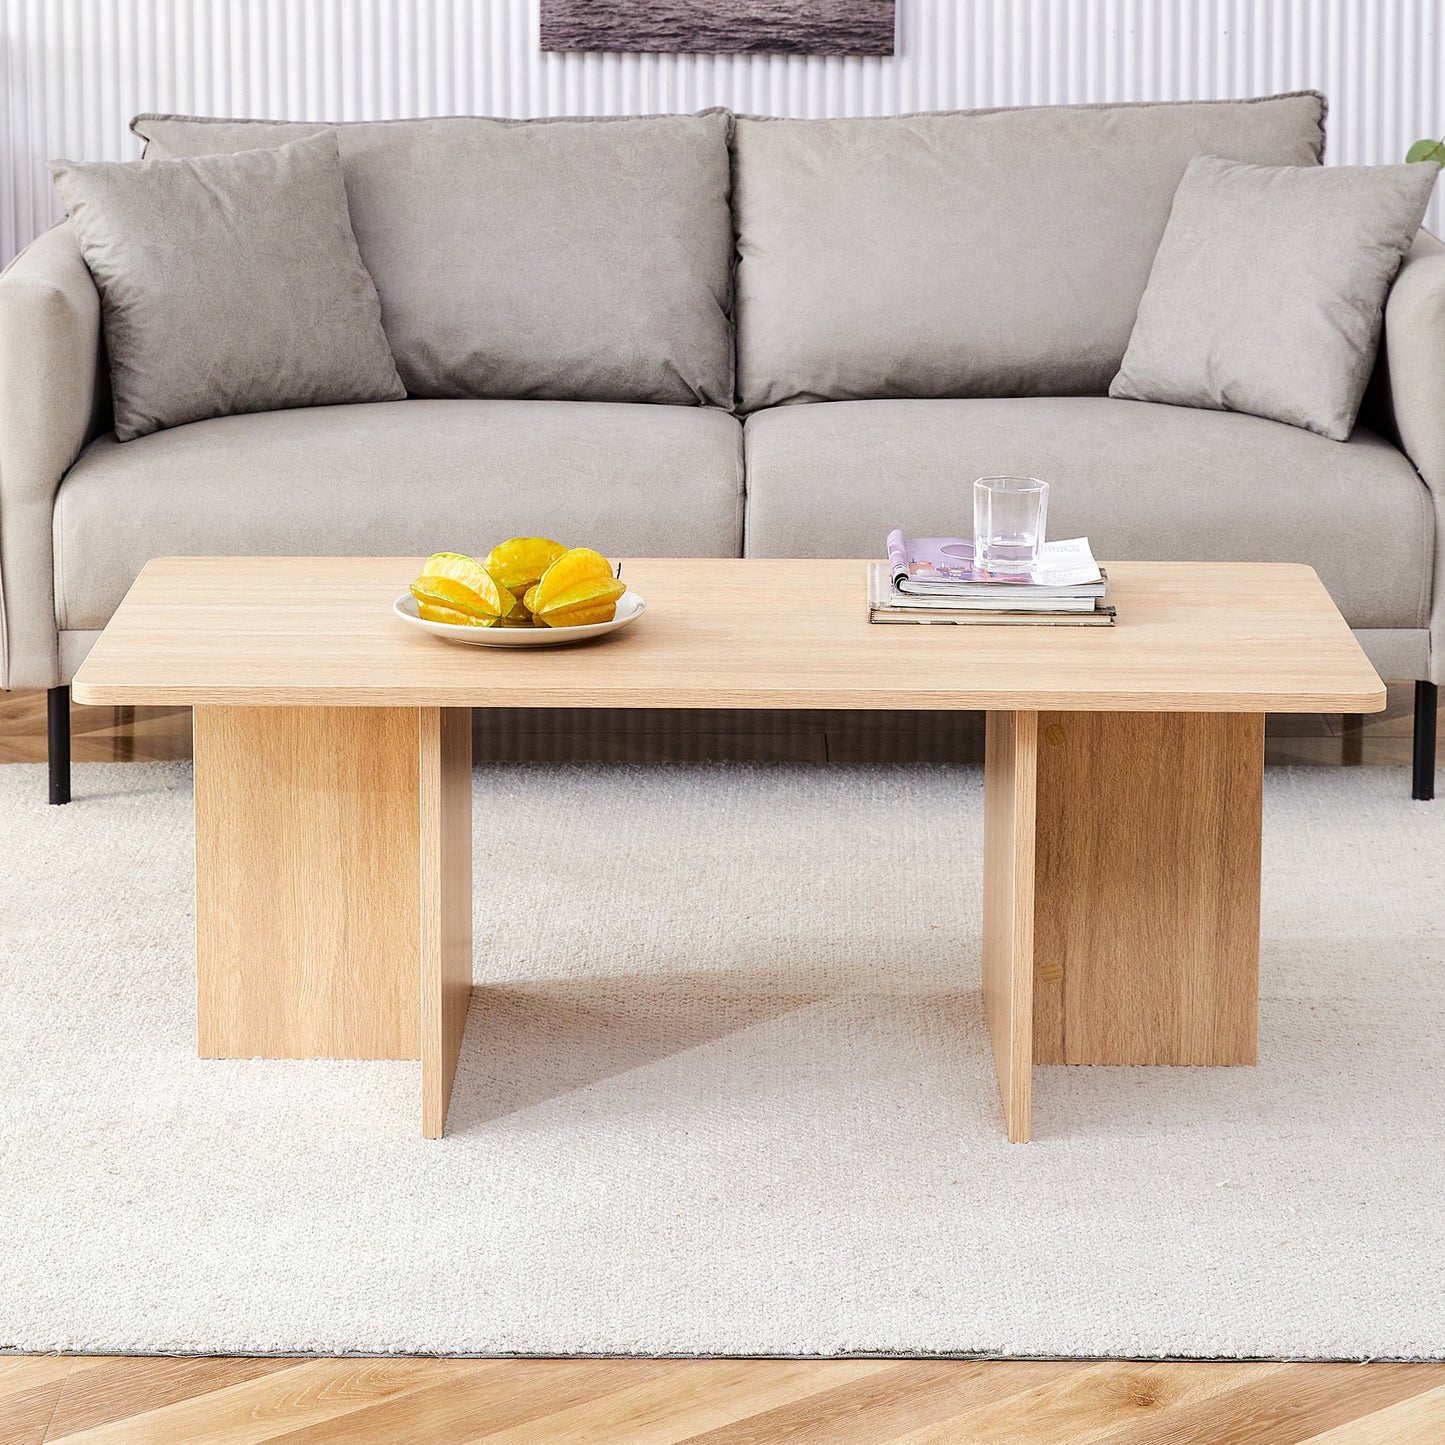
743, 397, 1434, 631
55, 399, 744, 631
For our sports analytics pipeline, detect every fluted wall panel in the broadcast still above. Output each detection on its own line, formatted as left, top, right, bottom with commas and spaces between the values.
2, 0, 1442, 260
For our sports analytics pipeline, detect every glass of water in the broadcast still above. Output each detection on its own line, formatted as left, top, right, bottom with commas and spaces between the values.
973, 476, 1049, 574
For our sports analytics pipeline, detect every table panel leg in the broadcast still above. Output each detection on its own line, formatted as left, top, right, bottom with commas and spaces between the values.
1032, 711, 1263, 1066
421, 706, 473, 1138
194, 706, 424, 1060
982, 710, 1038, 1143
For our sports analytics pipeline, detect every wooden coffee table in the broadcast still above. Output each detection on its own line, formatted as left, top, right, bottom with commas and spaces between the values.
72, 557, 1384, 1140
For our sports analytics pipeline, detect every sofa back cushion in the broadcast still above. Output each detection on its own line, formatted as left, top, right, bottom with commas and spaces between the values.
132, 111, 735, 408
731, 93, 1326, 411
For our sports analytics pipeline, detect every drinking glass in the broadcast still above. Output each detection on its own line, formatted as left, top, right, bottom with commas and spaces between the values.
973, 476, 1049, 574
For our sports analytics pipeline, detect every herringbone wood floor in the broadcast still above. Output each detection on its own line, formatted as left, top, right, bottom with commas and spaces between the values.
3, 690, 1442, 1441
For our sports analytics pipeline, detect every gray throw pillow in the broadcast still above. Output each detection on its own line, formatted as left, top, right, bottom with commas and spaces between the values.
1110, 153, 1440, 440
50, 132, 404, 441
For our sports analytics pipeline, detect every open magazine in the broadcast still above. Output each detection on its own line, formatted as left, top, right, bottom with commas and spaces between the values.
886, 530, 1104, 595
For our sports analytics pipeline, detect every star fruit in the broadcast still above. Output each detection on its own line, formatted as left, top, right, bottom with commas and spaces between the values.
530, 548, 626, 627
410, 552, 515, 626
484, 537, 568, 595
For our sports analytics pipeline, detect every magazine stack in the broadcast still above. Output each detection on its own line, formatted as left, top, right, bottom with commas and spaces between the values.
870, 530, 1115, 626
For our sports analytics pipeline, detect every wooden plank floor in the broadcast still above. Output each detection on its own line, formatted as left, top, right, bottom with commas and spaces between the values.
2, 1355, 1445, 1443
2, 687, 1441, 1439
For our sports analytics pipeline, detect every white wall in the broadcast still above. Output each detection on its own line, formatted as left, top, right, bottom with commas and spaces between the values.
3, 0, 1442, 261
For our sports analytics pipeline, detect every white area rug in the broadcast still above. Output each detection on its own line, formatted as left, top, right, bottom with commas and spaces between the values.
0, 761, 1442, 1360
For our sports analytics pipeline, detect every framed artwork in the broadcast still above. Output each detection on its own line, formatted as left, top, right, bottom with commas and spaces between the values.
540, 1, 896, 57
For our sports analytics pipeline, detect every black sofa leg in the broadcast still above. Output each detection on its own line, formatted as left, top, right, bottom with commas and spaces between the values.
1414, 680, 1438, 801
48, 685, 71, 805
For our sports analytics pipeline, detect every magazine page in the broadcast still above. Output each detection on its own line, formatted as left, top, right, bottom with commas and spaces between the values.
886, 532, 1102, 588
1026, 537, 1103, 586
885, 529, 912, 589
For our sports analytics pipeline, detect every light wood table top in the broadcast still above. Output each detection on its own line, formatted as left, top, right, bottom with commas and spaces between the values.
72, 557, 1386, 713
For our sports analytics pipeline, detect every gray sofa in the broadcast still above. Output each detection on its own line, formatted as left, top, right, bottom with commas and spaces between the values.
1, 92, 1440, 798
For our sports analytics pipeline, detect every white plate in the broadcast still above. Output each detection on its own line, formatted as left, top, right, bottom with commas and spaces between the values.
393, 589, 646, 647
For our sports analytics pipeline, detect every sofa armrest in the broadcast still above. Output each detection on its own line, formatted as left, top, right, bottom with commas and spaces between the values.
0, 222, 108, 690
1381, 229, 1445, 683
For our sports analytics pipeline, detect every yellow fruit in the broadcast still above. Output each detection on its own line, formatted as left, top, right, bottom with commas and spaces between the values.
410, 574, 504, 623
417, 552, 514, 620
417, 600, 492, 627
538, 600, 619, 628
545, 576, 627, 609
532, 548, 616, 615
485, 537, 568, 594
522, 584, 540, 614
534, 575, 626, 626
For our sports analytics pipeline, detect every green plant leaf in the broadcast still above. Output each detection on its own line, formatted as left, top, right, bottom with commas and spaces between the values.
1406, 138, 1445, 164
